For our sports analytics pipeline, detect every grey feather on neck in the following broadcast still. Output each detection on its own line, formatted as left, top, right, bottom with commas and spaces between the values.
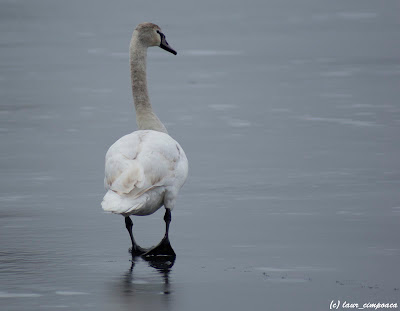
129, 32, 168, 134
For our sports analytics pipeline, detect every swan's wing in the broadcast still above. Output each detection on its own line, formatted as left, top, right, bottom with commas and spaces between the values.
104, 131, 186, 199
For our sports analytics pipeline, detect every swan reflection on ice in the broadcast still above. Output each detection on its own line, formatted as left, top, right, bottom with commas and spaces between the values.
111, 256, 176, 310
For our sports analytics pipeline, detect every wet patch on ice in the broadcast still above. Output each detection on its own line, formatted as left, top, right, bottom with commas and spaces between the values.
209, 104, 236, 111
392, 206, 400, 210
219, 116, 251, 128
30, 114, 59, 120
226, 118, 251, 128
0, 195, 31, 202
257, 266, 321, 283
296, 115, 378, 127
336, 211, 365, 216
0, 291, 42, 298
55, 291, 89, 296
257, 266, 331, 272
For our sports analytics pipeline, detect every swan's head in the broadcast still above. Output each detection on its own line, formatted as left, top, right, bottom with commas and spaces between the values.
134, 22, 177, 55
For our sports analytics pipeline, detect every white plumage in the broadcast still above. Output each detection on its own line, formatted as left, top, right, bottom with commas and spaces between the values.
101, 130, 188, 216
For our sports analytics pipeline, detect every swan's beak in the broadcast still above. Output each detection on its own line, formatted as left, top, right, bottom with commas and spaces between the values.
159, 33, 177, 55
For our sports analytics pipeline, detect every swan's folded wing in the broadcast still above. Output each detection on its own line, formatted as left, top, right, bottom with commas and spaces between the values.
104, 131, 181, 198
104, 153, 145, 194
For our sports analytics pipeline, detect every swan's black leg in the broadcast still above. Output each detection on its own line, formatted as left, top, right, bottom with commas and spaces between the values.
142, 208, 176, 258
125, 216, 146, 256
164, 208, 171, 240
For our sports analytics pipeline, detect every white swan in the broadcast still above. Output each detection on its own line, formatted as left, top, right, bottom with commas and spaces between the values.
101, 23, 188, 257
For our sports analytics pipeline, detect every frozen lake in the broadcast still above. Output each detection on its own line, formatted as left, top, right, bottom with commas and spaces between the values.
0, 0, 399, 310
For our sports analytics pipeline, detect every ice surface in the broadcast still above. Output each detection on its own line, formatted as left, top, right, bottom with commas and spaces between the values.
0, 0, 399, 310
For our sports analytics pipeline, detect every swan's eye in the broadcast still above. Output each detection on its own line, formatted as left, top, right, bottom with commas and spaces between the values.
156, 30, 164, 39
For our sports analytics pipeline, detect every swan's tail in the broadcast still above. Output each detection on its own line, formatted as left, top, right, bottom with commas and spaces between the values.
101, 190, 144, 215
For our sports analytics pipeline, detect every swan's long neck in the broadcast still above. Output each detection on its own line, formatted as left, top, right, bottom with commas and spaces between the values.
129, 33, 168, 133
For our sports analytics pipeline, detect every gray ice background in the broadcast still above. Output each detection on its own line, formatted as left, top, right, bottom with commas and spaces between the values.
0, 0, 399, 310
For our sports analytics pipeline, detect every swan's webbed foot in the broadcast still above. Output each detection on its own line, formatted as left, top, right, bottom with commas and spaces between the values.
142, 208, 176, 259
142, 237, 176, 259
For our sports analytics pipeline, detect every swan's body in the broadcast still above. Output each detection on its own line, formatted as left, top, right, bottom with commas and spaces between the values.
102, 130, 188, 216
101, 22, 188, 257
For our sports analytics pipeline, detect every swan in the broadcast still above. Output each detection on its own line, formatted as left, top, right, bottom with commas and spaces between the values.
101, 23, 188, 258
